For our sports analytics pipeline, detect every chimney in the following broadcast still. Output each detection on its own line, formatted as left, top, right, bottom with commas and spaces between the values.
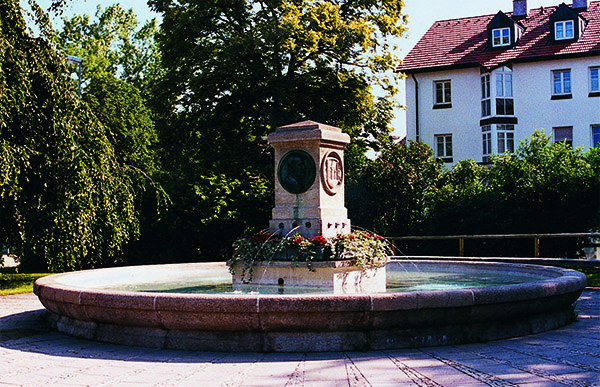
513, 0, 528, 19
573, 0, 587, 10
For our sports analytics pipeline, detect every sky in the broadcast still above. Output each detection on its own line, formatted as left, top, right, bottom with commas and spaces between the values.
34, 0, 566, 137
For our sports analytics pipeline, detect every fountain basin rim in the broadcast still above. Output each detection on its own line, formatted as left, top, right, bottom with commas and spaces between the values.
33, 260, 587, 352
34, 260, 587, 310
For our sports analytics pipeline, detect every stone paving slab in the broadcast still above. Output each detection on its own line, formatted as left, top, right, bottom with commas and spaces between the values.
0, 290, 598, 387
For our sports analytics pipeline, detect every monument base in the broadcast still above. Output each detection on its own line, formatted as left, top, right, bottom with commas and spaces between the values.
230, 260, 386, 294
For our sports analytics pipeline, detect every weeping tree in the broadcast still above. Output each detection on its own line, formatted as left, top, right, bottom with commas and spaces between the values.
146, 0, 408, 260
1, 1, 143, 272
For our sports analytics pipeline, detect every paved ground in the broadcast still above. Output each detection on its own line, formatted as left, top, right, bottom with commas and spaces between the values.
0, 290, 598, 387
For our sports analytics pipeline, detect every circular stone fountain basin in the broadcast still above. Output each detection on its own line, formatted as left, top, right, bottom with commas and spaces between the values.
34, 260, 587, 352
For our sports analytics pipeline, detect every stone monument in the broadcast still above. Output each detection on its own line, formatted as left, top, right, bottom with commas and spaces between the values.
268, 120, 351, 238
231, 120, 386, 293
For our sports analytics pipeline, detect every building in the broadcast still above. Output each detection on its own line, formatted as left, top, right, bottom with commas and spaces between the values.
397, 0, 600, 164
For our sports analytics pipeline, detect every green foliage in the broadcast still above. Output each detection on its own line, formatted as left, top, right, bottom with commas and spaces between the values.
331, 231, 390, 273
425, 131, 599, 237
348, 132, 600, 257
348, 141, 443, 236
230, 230, 390, 283
58, 4, 162, 177
83, 75, 158, 174
58, 4, 162, 97
52, 5, 168, 266
1, 1, 141, 272
143, 0, 407, 261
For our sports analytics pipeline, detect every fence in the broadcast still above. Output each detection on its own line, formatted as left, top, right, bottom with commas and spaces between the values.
388, 232, 600, 259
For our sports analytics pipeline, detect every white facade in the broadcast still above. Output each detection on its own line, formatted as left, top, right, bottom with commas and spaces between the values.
406, 56, 600, 165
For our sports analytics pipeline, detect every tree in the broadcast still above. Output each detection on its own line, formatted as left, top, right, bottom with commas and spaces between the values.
56, 5, 162, 175
58, 4, 162, 98
145, 0, 407, 260
150, 0, 404, 145
423, 159, 491, 236
486, 131, 598, 234
1, 1, 141, 272
82, 74, 158, 175
423, 131, 600, 257
348, 141, 443, 236
51, 5, 172, 266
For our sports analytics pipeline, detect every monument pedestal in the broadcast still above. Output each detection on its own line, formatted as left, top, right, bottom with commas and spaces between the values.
230, 260, 387, 294
267, 121, 351, 238
231, 120, 387, 294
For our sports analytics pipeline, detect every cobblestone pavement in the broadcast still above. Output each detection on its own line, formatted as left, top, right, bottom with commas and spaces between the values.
0, 290, 598, 387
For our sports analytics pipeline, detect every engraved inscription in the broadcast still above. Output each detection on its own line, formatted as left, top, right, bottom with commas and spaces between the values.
321, 152, 343, 195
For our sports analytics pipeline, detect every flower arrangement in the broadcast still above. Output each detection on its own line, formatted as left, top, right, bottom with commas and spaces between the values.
229, 229, 391, 283
329, 231, 390, 274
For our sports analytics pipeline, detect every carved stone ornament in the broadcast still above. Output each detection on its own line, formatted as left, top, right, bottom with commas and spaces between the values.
321, 151, 344, 195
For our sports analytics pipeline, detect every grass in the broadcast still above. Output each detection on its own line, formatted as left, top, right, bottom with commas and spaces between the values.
567, 266, 600, 287
0, 267, 52, 296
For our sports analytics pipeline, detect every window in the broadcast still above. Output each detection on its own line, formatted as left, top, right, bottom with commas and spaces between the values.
590, 67, 599, 94
497, 124, 515, 153
495, 71, 514, 115
492, 28, 510, 47
553, 126, 573, 147
480, 67, 515, 116
482, 125, 492, 159
549, 4, 583, 44
496, 72, 513, 98
434, 80, 452, 106
592, 125, 600, 148
495, 99, 514, 115
481, 75, 491, 117
553, 70, 571, 95
487, 11, 522, 50
555, 20, 574, 40
482, 124, 515, 161
482, 68, 515, 118
435, 135, 453, 162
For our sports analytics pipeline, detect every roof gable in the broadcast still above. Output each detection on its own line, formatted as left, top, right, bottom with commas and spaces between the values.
398, 1, 600, 73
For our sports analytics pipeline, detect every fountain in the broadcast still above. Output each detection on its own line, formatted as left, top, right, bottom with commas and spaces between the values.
34, 121, 587, 352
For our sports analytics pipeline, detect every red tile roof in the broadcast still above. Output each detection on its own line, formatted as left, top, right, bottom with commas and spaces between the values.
398, 2, 600, 73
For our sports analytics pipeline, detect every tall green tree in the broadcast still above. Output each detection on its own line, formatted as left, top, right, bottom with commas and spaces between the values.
59, 4, 162, 98
57, 5, 162, 175
146, 0, 407, 260
55, 5, 170, 265
1, 0, 142, 272
486, 131, 598, 234
348, 141, 443, 236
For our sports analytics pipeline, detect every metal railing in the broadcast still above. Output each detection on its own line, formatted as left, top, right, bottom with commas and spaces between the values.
388, 233, 600, 258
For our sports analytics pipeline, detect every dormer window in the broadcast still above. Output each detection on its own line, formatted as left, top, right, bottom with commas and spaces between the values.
555, 20, 574, 40
486, 11, 523, 51
493, 28, 511, 47
549, 3, 585, 44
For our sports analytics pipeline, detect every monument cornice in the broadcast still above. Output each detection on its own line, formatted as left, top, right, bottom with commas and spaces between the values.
267, 120, 350, 145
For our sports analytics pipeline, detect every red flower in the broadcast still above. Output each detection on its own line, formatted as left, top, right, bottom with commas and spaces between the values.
249, 231, 275, 245
309, 235, 327, 246
287, 233, 306, 247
